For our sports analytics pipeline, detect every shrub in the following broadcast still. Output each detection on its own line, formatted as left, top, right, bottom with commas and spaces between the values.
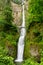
23, 58, 39, 65
28, 0, 43, 22
0, 55, 15, 65
26, 0, 43, 29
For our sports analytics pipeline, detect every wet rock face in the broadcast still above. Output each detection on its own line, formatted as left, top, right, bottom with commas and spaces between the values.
29, 44, 39, 56
29, 44, 41, 63
11, 1, 22, 26
11, 1, 28, 26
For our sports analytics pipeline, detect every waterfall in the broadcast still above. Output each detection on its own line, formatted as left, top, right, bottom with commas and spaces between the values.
15, 0, 26, 62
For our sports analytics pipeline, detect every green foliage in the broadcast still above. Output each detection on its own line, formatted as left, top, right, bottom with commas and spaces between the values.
0, 30, 19, 59
23, 58, 39, 65
26, 0, 43, 29
23, 58, 43, 65
4, 5, 13, 23
0, 46, 8, 56
5, 34, 19, 45
0, 0, 12, 31
0, 0, 43, 65
0, 55, 15, 65
0, 0, 19, 61
0, 45, 15, 65
25, 0, 43, 60
0, 1, 18, 33
13, 0, 22, 4
0, 0, 7, 10
3, 4, 13, 31
28, 0, 43, 22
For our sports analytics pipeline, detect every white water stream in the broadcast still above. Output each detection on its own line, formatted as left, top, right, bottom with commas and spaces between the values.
15, 0, 26, 62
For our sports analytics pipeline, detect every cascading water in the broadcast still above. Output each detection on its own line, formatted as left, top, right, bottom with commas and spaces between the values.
15, 0, 26, 62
